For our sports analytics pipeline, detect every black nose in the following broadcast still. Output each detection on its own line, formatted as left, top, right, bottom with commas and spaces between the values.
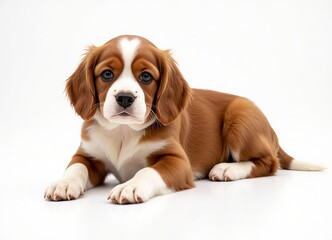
115, 93, 135, 108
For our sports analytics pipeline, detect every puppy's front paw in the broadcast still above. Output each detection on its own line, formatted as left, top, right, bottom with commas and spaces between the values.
107, 183, 151, 204
107, 167, 171, 204
44, 179, 84, 201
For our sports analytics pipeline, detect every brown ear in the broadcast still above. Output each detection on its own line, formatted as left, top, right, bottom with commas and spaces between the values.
156, 51, 192, 126
66, 46, 99, 120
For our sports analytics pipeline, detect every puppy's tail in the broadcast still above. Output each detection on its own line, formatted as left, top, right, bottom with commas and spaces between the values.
278, 147, 326, 171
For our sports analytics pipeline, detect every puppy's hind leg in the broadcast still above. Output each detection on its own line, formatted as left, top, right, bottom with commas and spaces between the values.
209, 136, 279, 181
209, 97, 280, 181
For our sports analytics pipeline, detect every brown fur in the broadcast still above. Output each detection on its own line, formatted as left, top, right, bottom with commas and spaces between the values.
66, 46, 100, 120
65, 35, 295, 192
154, 50, 192, 126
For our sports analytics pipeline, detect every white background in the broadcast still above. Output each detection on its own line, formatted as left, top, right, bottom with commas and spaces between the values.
0, 0, 331, 239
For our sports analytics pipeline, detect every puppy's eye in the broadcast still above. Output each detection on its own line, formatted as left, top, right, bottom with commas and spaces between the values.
101, 70, 114, 82
139, 72, 153, 84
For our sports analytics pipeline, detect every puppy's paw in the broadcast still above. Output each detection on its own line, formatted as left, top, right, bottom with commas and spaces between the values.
44, 179, 84, 201
107, 182, 151, 204
107, 168, 172, 204
209, 162, 254, 181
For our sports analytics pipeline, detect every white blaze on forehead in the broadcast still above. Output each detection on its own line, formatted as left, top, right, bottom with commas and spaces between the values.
113, 37, 141, 90
118, 38, 140, 72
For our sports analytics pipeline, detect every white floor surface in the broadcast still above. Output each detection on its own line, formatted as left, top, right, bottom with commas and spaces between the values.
1, 169, 331, 240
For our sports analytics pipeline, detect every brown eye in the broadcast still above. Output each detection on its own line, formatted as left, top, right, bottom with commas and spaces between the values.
139, 72, 153, 84
101, 70, 114, 82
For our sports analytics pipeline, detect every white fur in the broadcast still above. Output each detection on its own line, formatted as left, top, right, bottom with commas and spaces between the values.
209, 161, 255, 181
108, 167, 173, 204
103, 38, 147, 124
193, 171, 205, 180
230, 149, 240, 162
81, 119, 167, 182
290, 159, 326, 171
44, 163, 89, 201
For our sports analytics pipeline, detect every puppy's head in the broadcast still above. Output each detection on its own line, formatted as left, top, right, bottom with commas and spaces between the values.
66, 35, 191, 128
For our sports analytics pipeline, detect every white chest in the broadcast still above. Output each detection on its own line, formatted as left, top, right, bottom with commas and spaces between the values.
81, 124, 166, 182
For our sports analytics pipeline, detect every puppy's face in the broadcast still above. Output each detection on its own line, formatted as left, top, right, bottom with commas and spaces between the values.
66, 35, 191, 128
95, 37, 159, 125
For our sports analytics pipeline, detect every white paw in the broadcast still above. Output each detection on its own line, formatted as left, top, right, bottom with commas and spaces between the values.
108, 182, 151, 204
209, 162, 254, 181
44, 179, 84, 201
107, 167, 172, 204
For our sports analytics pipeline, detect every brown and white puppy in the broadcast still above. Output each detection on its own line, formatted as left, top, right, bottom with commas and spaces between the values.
45, 35, 324, 204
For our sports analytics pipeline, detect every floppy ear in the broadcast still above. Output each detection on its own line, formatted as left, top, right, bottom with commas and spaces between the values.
155, 51, 192, 126
66, 46, 99, 120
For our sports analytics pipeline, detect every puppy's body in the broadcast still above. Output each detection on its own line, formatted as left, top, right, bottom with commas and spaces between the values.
45, 35, 324, 204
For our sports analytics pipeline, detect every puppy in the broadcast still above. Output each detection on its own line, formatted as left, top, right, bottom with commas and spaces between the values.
45, 35, 324, 204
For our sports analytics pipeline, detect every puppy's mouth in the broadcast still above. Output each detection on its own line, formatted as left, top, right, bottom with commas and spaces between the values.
107, 110, 144, 124
115, 111, 132, 117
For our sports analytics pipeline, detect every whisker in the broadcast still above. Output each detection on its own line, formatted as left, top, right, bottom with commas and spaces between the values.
146, 104, 162, 128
